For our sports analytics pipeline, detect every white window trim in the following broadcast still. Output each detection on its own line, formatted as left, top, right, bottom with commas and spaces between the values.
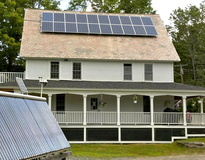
50, 61, 60, 80
123, 63, 133, 81
72, 62, 82, 80
144, 63, 153, 81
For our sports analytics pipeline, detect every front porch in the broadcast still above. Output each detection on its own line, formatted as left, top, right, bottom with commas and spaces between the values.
47, 93, 205, 127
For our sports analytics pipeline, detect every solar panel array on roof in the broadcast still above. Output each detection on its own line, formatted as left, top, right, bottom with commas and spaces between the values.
41, 12, 158, 36
0, 92, 70, 160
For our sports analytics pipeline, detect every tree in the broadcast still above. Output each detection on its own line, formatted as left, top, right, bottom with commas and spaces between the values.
0, 0, 60, 72
67, 0, 156, 14
167, 1, 205, 86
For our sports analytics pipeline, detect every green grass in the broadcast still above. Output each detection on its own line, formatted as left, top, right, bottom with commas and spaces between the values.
70, 138, 205, 159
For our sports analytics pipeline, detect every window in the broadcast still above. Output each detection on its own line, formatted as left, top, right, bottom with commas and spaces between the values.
145, 64, 153, 81
124, 64, 132, 80
91, 98, 98, 110
143, 96, 150, 112
56, 94, 65, 111
51, 62, 59, 79
73, 62, 81, 79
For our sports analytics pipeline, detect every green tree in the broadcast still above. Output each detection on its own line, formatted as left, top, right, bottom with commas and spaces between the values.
167, 1, 205, 86
0, 0, 60, 72
67, 0, 156, 14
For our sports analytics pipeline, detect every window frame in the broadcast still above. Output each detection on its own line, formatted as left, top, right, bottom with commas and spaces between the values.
50, 62, 59, 79
73, 62, 81, 80
90, 98, 98, 110
56, 94, 65, 111
144, 64, 153, 81
123, 63, 132, 81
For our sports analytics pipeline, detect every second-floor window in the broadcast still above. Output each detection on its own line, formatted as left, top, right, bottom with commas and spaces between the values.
145, 64, 153, 81
124, 64, 132, 80
51, 62, 59, 79
73, 62, 81, 79
56, 94, 65, 111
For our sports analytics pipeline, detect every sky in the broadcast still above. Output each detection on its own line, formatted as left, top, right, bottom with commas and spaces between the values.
60, 0, 203, 25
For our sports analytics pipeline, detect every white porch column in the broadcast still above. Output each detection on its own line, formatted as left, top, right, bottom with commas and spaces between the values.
48, 94, 52, 110
150, 96, 154, 125
117, 95, 121, 126
200, 98, 204, 113
182, 96, 187, 126
83, 95, 87, 125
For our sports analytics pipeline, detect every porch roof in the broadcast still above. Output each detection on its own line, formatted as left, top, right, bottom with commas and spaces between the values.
1, 80, 205, 91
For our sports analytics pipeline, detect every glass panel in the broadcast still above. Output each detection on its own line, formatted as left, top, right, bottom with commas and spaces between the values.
54, 23, 65, 32
111, 25, 123, 34
130, 17, 142, 25
66, 23, 77, 32
77, 14, 87, 23
87, 15, 98, 23
42, 22, 53, 32
141, 17, 153, 25
100, 24, 112, 34
89, 24, 100, 34
120, 16, 131, 25
109, 16, 120, 24
56, 94, 65, 111
51, 62, 59, 79
65, 14, 76, 22
98, 15, 109, 24
145, 64, 153, 81
77, 23, 88, 33
42, 12, 53, 21
54, 13, 64, 22
73, 63, 81, 79
122, 26, 135, 35
124, 64, 132, 80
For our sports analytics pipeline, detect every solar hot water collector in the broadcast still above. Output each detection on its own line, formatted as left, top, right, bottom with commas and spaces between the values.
0, 78, 72, 160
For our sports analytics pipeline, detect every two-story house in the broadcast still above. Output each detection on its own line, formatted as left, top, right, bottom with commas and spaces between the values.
1, 9, 205, 143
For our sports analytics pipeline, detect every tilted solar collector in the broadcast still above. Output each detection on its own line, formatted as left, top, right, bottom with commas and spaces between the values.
41, 12, 158, 36
0, 92, 70, 160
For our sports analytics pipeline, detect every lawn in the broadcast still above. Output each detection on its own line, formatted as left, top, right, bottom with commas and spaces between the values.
70, 138, 205, 159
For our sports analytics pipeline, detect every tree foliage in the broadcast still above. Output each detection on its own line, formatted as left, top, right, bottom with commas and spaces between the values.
67, 0, 156, 14
0, 0, 60, 72
167, 1, 205, 86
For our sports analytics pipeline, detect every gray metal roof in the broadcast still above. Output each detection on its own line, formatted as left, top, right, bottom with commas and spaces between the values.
0, 80, 205, 91
0, 92, 70, 160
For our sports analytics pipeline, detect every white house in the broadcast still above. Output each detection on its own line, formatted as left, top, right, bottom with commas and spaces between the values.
1, 9, 205, 143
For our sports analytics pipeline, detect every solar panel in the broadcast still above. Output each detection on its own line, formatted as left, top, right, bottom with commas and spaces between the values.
145, 26, 157, 35
66, 23, 77, 32
130, 17, 142, 25
88, 14, 98, 23
109, 16, 120, 24
54, 13, 64, 22
123, 25, 135, 35
89, 24, 100, 34
141, 17, 153, 25
42, 22, 53, 32
54, 23, 65, 32
100, 24, 112, 34
77, 23, 88, 33
111, 25, 123, 34
98, 15, 109, 24
65, 14, 76, 22
41, 12, 158, 36
42, 12, 53, 21
134, 26, 146, 35
120, 16, 132, 25
16, 77, 28, 94
77, 14, 87, 23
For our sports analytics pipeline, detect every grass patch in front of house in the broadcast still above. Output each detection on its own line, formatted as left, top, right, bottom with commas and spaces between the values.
70, 138, 205, 159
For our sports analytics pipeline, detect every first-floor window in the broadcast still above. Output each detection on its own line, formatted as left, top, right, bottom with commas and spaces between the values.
124, 64, 132, 80
56, 94, 65, 111
51, 62, 59, 79
91, 98, 98, 110
145, 64, 153, 81
73, 62, 81, 79
143, 96, 150, 112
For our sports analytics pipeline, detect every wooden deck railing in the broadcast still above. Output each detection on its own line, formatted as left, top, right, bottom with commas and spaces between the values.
52, 111, 205, 125
0, 72, 24, 83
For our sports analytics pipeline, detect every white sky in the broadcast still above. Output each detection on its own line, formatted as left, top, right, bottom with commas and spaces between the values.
60, 0, 203, 25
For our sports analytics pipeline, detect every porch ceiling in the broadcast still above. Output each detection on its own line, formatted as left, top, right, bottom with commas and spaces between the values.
1, 80, 205, 92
